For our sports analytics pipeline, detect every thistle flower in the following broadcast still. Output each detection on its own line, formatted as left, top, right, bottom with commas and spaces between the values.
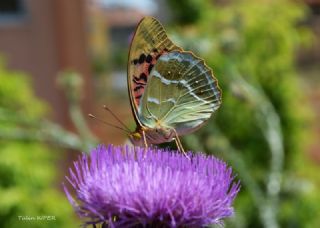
64, 145, 240, 228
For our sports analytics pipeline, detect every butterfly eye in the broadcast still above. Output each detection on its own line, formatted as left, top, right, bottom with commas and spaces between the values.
132, 132, 142, 141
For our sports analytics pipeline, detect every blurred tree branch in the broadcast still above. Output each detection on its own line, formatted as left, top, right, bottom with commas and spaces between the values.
57, 71, 98, 151
229, 65, 284, 228
0, 71, 98, 153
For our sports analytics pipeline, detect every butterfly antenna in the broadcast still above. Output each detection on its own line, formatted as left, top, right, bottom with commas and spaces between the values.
88, 114, 130, 133
103, 105, 131, 132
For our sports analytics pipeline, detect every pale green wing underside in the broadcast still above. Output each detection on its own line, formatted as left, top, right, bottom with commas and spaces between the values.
138, 51, 222, 135
128, 17, 182, 121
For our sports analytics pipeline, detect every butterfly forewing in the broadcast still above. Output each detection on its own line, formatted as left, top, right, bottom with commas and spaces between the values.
138, 51, 222, 135
128, 17, 182, 125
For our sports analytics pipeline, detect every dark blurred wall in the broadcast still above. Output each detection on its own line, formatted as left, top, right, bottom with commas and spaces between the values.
0, 0, 92, 126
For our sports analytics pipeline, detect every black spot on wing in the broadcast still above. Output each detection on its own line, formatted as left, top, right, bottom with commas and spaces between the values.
133, 81, 146, 86
135, 95, 142, 100
133, 59, 138, 65
138, 54, 146, 64
134, 85, 144, 91
148, 64, 154, 74
133, 76, 146, 85
140, 73, 147, 82
146, 54, 152, 63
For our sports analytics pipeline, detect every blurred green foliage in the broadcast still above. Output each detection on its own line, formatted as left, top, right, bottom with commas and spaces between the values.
167, 0, 204, 25
167, 0, 318, 227
0, 59, 77, 228
208, 1, 310, 166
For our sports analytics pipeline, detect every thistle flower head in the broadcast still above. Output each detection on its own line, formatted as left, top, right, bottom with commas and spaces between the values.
64, 145, 240, 227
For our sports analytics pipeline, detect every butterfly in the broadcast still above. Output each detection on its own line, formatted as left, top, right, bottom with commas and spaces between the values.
127, 16, 222, 153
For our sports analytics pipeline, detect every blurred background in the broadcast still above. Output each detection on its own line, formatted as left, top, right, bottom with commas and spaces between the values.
0, 0, 319, 227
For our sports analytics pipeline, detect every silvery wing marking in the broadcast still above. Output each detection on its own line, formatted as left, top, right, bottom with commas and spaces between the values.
138, 51, 222, 135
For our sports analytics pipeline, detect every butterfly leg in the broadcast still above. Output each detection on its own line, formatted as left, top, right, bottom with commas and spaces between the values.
141, 130, 149, 157
172, 129, 190, 159
141, 130, 148, 148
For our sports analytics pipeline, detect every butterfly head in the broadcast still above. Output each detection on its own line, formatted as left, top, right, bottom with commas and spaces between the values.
129, 126, 176, 146
128, 131, 144, 147
129, 131, 142, 141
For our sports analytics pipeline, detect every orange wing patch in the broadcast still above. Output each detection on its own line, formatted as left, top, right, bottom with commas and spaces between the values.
131, 49, 168, 106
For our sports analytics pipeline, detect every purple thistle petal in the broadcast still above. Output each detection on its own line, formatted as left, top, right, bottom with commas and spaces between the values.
64, 145, 240, 227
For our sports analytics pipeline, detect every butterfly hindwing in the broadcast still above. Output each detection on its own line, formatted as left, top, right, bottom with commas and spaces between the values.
138, 51, 222, 135
128, 17, 182, 124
